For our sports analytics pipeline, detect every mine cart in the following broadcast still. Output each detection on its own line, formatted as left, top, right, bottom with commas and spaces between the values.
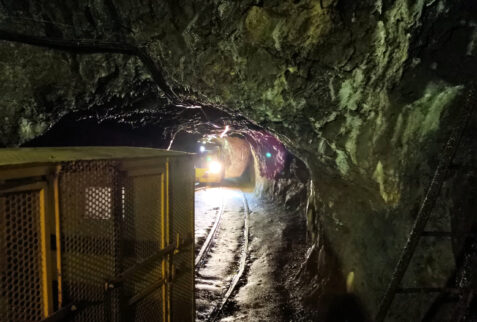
195, 141, 224, 184
0, 147, 195, 322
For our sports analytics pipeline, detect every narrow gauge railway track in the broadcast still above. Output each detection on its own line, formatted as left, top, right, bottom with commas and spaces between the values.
195, 188, 225, 268
194, 189, 250, 321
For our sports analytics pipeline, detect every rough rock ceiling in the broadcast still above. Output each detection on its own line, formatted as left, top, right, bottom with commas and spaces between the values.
0, 0, 476, 320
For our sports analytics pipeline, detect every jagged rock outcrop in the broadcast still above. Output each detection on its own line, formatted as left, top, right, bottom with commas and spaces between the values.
1, 0, 476, 320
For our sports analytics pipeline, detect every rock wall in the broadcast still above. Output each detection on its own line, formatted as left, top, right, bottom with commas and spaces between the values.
1, 0, 476, 319
221, 136, 252, 179
252, 147, 309, 208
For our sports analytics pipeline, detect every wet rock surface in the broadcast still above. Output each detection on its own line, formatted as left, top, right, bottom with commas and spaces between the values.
1, 1, 477, 319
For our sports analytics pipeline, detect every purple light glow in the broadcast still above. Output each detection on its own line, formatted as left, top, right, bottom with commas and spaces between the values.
245, 130, 287, 179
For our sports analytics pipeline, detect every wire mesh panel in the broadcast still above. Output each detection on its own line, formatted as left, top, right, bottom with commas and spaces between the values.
59, 160, 121, 321
0, 149, 195, 322
122, 173, 165, 322
0, 190, 45, 322
0, 152, 195, 322
170, 157, 195, 321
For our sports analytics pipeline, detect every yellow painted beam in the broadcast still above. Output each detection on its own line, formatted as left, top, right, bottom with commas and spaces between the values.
39, 187, 53, 317
53, 166, 63, 308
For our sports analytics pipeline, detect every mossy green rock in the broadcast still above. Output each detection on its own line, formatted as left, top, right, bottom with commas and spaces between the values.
0, 0, 476, 320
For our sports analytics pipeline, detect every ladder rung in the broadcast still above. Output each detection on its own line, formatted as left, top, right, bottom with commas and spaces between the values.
396, 287, 469, 294
374, 84, 476, 322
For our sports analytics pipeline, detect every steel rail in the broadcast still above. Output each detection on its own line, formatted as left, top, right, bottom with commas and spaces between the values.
209, 191, 250, 321
194, 188, 225, 268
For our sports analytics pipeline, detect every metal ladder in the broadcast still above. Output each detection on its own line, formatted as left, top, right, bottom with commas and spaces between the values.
375, 83, 476, 322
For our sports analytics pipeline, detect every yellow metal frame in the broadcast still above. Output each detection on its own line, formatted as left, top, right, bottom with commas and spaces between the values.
162, 164, 167, 322
52, 166, 63, 308
165, 160, 171, 322
122, 161, 172, 321
0, 148, 194, 322
39, 186, 53, 317
190, 160, 196, 317
0, 182, 54, 318
0, 165, 52, 180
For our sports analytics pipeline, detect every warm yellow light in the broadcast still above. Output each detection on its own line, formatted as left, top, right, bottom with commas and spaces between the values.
208, 161, 222, 174
346, 271, 355, 293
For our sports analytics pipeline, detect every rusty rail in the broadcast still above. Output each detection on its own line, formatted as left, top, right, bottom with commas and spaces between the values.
195, 188, 225, 268
209, 192, 250, 321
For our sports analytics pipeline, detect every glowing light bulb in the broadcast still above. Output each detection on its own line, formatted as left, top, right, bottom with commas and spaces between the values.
208, 161, 222, 174
200, 145, 205, 153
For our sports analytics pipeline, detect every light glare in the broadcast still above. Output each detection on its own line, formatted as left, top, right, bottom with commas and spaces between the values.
220, 125, 230, 138
208, 161, 222, 174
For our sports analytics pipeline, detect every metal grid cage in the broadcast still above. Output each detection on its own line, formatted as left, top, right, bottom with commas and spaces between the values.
0, 191, 45, 322
0, 150, 195, 322
59, 160, 121, 321
122, 174, 165, 322
170, 158, 195, 322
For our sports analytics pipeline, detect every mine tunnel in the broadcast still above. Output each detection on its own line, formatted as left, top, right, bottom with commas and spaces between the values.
0, 1, 477, 322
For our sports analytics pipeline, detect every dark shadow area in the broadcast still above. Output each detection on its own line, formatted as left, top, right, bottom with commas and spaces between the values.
325, 294, 368, 322
24, 114, 171, 148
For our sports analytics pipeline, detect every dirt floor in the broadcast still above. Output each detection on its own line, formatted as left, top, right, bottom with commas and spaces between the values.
195, 188, 246, 321
195, 187, 309, 321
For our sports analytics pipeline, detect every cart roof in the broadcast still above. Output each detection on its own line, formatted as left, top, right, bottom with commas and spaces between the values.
0, 147, 192, 167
